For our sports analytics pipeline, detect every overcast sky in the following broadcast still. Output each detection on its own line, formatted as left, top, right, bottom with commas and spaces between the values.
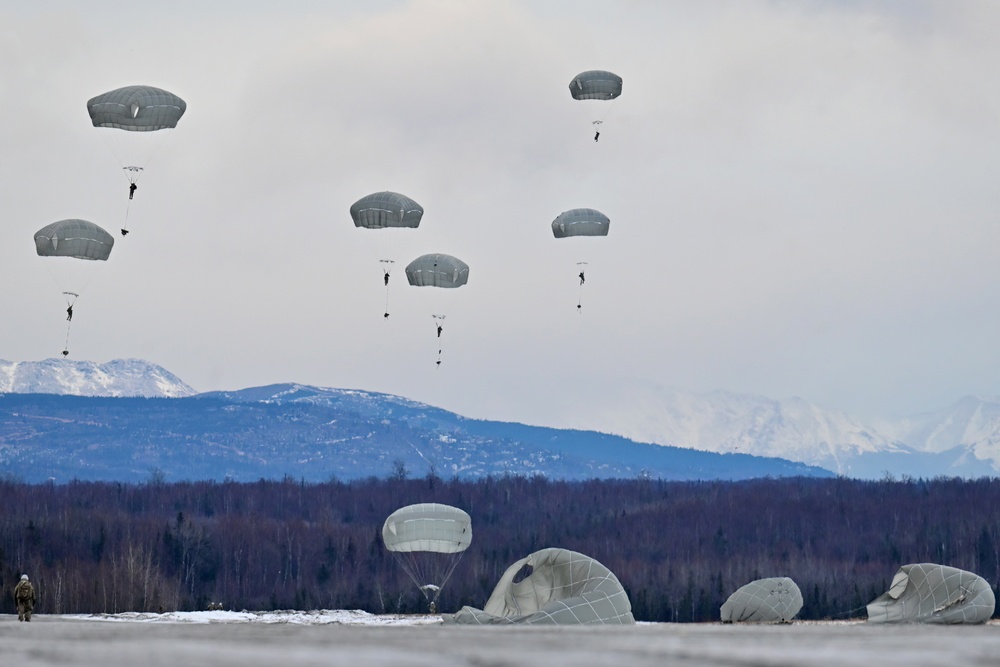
2, 1, 999, 426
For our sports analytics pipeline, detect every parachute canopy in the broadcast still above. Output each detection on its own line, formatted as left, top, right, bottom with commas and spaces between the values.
351, 191, 423, 230
382, 503, 472, 554
405, 254, 469, 288
867, 563, 995, 624
34, 219, 114, 261
720, 577, 803, 623
569, 70, 623, 101
382, 503, 472, 609
552, 208, 610, 238
444, 548, 635, 625
87, 85, 187, 131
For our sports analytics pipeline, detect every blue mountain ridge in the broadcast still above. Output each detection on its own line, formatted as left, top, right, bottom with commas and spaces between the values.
0, 383, 834, 483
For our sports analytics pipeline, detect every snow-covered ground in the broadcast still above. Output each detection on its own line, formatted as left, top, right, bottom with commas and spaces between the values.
2, 613, 999, 666
75, 608, 441, 625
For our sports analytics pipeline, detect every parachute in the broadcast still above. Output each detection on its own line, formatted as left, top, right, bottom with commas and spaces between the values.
34, 219, 115, 356
350, 191, 424, 318
405, 254, 469, 366
382, 503, 472, 612
404, 253, 469, 288
551, 208, 611, 239
444, 548, 635, 625
87, 85, 187, 234
866, 563, 995, 624
551, 208, 609, 311
720, 577, 803, 623
35, 219, 115, 261
350, 191, 424, 230
568, 70, 623, 141
569, 71, 623, 101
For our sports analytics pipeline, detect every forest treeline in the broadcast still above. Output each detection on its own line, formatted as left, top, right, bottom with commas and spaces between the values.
2, 473, 999, 622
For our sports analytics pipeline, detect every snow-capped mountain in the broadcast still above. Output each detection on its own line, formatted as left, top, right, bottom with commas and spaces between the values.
535, 382, 997, 479
2, 358, 999, 479
876, 395, 1000, 469
0, 358, 196, 398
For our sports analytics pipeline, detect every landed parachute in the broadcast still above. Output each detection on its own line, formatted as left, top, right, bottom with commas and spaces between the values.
867, 563, 995, 624
444, 548, 634, 625
405, 254, 469, 367
351, 191, 424, 319
34, 219, 115, 357
568, 70, 622, 141
87, 85, 187, 234
551, 208, 609, 311
382, 503, 472, 612
720, 577, 803, 623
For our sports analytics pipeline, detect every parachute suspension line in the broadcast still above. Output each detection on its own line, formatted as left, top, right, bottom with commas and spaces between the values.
61, 292, 79, 357
123, 165, 144, 185
122, 199, 134, 236
380, 259, 394, 319
580, 98, 619, 141
823, 603, 871, 621
390, 549, 466, 609
433, 314, 446, 367
63, 319, 73, 357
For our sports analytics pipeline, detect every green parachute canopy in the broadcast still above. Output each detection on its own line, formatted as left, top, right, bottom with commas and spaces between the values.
87, 85, 187, 189
444, 548, 635, 625
720, 577, 803, 623
551, 208, 610, 238
382, 503, 472, 610
87, 85, 187, 131
34, 219, 114, 261
350, 191, 423, 230
568, 70, 623, 101
867, 563, 996, 624
405, 254, 469, 288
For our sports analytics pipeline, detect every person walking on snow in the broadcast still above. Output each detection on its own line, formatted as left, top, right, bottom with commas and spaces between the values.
15, 574, 36, 622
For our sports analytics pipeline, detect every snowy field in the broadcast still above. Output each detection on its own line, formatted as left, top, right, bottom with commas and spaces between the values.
2, 611, 999, 666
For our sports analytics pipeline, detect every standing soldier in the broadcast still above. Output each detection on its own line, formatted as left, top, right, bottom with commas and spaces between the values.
14, 574, 36, 622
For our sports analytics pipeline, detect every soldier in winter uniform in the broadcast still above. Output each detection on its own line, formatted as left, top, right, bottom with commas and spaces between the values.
14, 574, 36, 622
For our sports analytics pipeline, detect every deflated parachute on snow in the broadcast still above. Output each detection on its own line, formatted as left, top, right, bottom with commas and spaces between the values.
444, 547, 634, 625
866, 563, 995, 624
720, 577, 803, 623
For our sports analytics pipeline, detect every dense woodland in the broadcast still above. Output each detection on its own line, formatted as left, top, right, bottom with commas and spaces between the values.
2, 473, 999, 622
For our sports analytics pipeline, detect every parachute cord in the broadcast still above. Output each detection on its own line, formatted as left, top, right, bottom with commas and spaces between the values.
380, 261, 394, 319
61, 291, 79, 356
577, 283, 584, 312
432, 315, 446, 366
822, 604, 870, 621
63, 320, 73, 357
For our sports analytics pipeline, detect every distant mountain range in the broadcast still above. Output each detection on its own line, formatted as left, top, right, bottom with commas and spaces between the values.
0, 358, 195, 397
1, 358, 997, 481
533, 383, 1000, 479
